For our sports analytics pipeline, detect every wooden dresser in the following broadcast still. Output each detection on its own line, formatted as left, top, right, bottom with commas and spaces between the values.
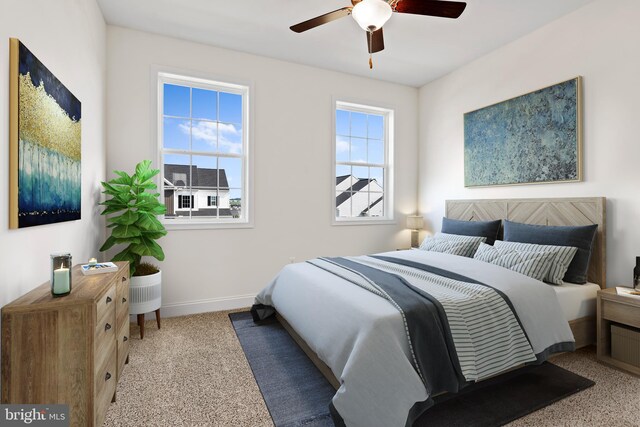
2, 261, 130, 427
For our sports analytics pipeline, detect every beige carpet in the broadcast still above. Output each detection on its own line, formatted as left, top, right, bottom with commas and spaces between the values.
105, 311, 640, 427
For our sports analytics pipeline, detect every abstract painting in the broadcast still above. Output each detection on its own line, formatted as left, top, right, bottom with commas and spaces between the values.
9, 39, 81, 228
464, 77, 582, 187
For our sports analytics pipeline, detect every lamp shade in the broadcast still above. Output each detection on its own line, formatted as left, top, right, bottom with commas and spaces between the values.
406, 215, 424, 230
351, 0, 393, 32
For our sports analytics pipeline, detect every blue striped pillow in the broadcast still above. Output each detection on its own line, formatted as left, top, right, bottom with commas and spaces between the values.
474, 243, 555, 282
494, 241, 578, 285
419, 232, 486, 258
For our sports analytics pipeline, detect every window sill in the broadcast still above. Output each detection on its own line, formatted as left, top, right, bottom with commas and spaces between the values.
162, 220, 254, 231
332, 218, 396, 226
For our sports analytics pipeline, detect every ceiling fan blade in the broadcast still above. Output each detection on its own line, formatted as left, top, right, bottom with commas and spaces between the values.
394, 0, 467, 19
367, 28, 384, 54
290, 7, 352, 33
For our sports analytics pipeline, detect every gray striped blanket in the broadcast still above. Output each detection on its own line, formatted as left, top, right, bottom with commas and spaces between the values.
309, 255, 537, 387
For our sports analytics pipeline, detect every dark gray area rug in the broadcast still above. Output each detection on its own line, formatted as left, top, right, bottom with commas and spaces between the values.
230, 311, 594, 427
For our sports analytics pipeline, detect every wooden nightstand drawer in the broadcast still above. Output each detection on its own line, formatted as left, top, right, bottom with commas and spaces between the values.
602, 299, 640, 329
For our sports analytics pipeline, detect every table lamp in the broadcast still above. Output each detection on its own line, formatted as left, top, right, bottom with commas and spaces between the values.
406, 215, 424, 248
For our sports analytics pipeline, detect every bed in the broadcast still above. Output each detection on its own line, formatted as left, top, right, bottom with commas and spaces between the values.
253, 197, 606, 427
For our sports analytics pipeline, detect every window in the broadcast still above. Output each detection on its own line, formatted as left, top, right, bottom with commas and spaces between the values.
334, 101, 393, 223
158, 72, 249, 226
178, 195, 194, 209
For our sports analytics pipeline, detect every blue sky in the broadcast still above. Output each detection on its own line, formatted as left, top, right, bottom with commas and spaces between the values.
336, 109, 385, 186
163, 84, 243, 193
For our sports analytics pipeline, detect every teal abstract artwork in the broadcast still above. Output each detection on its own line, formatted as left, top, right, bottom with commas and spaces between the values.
464, 78, 581, 187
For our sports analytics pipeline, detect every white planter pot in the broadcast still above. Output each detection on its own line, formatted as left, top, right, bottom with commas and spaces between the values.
129, 270, 162, 315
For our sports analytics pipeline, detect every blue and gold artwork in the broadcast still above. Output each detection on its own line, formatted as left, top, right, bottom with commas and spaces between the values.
10, 39, 81, 228
464, 78, 581, 187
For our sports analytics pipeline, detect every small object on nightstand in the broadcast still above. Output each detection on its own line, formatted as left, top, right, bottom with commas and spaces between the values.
88, 257, 97, 266
406, 215, 424, 248
616, 287, 640, 298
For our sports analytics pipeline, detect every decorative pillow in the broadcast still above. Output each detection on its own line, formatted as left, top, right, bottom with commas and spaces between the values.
503, 220, 598, 284
494, 241, 578, 285
441, 217, 502, 245
474, 243, 556, 282
419, 232, 486, 258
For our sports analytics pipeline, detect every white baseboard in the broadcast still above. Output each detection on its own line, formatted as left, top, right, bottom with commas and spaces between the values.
132, 294, 256, 319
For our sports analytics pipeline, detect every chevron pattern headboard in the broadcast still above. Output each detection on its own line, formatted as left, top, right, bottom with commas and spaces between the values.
445, 197, 606, 288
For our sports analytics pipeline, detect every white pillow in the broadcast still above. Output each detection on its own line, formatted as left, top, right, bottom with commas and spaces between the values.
419, 232, 486, 258
474, 242, 556, 282
494, 241, 578, 285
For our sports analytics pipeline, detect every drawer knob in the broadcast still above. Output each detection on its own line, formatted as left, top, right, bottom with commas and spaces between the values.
123, 336, 128, 342
122, 276, 126, 282
105, 372, 112, 381
106, 296, 112, 304
105, 323, 112, 331
122, 297, 127, 303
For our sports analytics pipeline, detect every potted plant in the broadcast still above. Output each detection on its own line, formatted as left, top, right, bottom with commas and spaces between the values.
99, 160, 167, 338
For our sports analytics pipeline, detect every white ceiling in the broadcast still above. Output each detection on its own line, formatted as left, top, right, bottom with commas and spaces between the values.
97, 0, 597, 87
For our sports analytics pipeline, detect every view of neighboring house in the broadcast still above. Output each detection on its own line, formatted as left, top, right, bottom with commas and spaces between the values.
336, 174, 383, 218
164, 164, 237, 218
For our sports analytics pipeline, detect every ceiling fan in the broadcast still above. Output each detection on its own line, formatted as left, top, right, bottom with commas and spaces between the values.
290, 0, 467, 68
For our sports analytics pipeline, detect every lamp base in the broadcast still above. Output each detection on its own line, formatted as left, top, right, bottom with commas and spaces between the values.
411, 230, 420, 248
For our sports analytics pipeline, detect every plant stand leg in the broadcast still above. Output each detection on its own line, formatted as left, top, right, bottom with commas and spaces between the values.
155, 308, 161, 329
137, 314, 145, 339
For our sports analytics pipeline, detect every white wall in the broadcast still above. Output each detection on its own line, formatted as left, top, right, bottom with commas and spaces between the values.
106, 27, 419, 315
0, 0, 107, 308
418, 0, 640, 287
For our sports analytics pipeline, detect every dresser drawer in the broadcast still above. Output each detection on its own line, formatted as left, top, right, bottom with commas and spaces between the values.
116, 319, 130, 381
116, 280, 129, 330
94, 343, 117, 427
95, 308, 116, 372
96, 285, 116, 327
116, 271, 129, 298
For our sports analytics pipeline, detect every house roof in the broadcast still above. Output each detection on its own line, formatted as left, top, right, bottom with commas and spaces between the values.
164, 164, 229, 189
336, 175, 351, 185
336, 178, 375, 207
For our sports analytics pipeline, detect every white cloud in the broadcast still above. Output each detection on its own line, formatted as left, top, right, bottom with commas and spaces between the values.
336, 135, 351, 153
179, 121, 242, 154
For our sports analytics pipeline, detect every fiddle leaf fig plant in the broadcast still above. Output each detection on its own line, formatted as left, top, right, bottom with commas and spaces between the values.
99, 160, 167, 276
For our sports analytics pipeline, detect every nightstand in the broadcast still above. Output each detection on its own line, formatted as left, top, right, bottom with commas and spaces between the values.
597, 287, 640, 375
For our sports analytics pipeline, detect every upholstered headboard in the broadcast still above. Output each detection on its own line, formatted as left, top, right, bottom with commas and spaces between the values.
445, 197, 606, 288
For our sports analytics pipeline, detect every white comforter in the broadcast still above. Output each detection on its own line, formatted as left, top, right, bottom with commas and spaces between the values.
254, 250, 574, 427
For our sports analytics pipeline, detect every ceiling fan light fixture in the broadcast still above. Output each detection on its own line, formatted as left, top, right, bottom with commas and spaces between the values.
351, 0, 393, 32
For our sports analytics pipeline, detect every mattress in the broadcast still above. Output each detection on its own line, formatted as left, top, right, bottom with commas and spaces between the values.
552, 282, 600, 321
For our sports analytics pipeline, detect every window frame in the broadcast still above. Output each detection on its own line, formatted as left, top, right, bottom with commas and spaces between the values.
156, 71, 253, 230
332, 100, 395, 225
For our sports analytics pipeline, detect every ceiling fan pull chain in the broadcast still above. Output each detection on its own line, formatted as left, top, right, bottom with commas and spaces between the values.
368, 29, 374, 69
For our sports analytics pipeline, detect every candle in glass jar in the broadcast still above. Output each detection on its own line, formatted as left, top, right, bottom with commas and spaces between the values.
53, 267, 70, 294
